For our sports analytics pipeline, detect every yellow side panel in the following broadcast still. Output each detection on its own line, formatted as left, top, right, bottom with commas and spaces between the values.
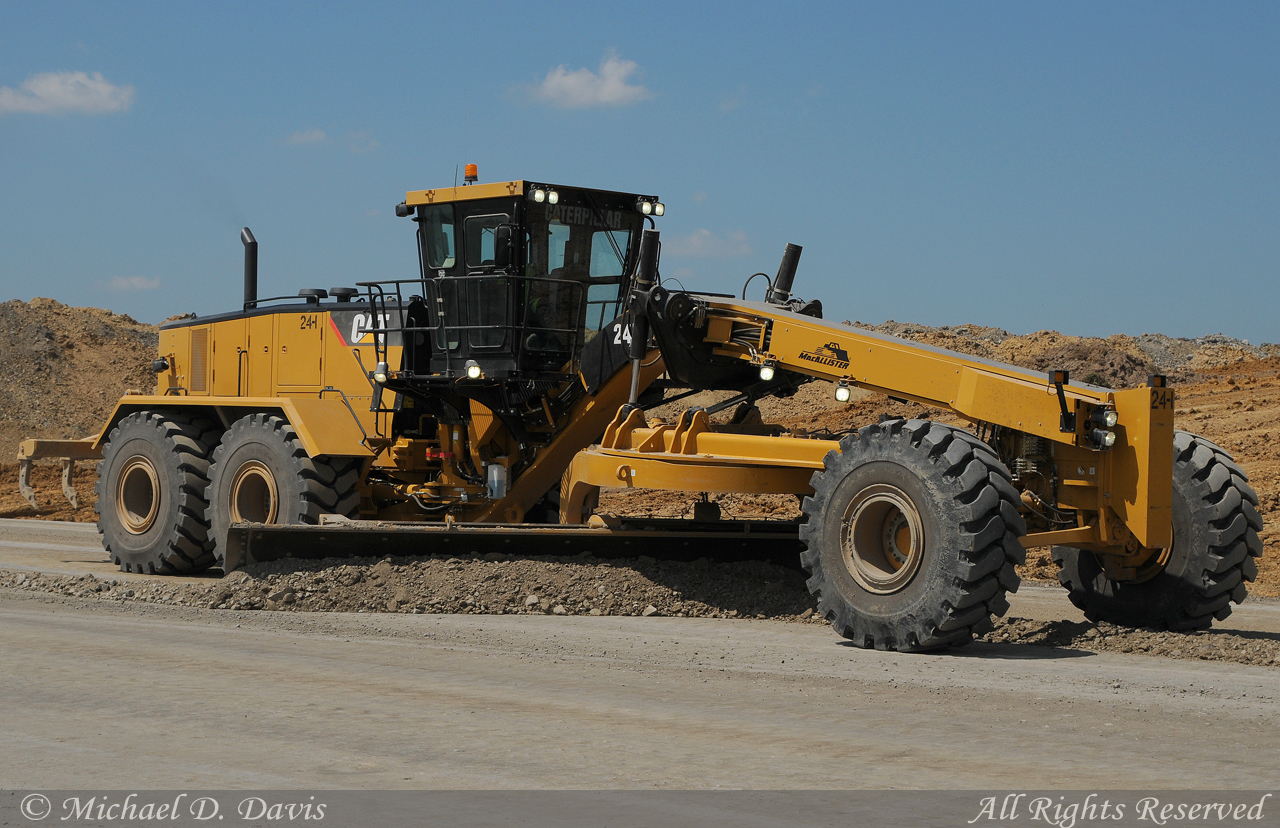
1108, 386, 1175, 549
156, 327, 186, 394
276, 309, 324, 388
246, 315, 274, 396
91, 396, 374, 459
210, 318, 247, 396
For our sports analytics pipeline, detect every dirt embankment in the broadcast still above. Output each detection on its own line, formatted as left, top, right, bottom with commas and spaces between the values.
0, 298, 157, 460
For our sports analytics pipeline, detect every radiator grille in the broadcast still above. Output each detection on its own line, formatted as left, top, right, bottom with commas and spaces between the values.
190, 328, 209, 392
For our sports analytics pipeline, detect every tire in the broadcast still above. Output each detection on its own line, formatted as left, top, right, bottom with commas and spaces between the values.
1053, 430, 1264, 631
95, 410, 220, 574
206, 413, 362, 560
800, 419, 1027, 651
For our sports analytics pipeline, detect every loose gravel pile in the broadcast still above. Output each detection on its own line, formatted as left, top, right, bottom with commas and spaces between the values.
0, 554, 823, 621
4, 562, 1277, 667
984, 617, 1280, 668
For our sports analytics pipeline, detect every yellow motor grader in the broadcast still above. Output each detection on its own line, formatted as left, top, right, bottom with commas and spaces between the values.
17, 174, 1263, 650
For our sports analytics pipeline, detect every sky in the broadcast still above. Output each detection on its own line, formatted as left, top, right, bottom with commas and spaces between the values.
1, 2, 1277, 343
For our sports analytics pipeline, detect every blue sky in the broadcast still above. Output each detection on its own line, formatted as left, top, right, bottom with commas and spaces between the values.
2, 2, 1277, 342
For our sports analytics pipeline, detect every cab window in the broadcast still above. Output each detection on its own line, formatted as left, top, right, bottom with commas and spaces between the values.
464, 214, 509, 268
420, 204, 455, 269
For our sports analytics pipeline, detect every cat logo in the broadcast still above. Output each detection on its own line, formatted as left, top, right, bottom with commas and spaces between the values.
328, 309, 395, 347
799, 341, 850, 370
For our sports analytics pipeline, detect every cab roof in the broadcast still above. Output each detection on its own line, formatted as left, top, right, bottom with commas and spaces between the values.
404, 180, 657, 207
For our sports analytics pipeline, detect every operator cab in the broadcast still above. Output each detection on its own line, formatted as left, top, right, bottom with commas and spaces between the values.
380, 178, 662, 382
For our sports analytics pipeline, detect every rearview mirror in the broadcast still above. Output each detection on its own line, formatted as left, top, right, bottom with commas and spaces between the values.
494, 223, 515, 270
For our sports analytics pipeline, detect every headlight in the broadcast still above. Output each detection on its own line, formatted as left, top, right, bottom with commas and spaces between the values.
1091, 429, 1117, 448
653, 202, 665, 216
834, 384, 851, 403
547, 190, 559, 205
758, 364, 775, 382
1092, 408, 1119, 428
372, 361, 389, 385
531, 188, 546, 203
638, 199, 653, 215
465, 360, 483, 380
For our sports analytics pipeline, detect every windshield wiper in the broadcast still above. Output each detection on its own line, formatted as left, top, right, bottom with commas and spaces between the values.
582, 192, 628, 275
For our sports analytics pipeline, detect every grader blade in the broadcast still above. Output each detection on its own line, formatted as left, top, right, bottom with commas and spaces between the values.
222, 519, 804, 573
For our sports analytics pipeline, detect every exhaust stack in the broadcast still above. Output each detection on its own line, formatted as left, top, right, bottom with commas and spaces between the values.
767, 243, 802, 304
241, 227, 258, 309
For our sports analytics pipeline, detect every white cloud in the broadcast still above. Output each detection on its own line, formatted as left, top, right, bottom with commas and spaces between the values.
286, 128, 327, 144
345, 131, 379, 154
531, 51, 653, 109
664, 229, 753, 259
0, 71, 134, 115
108, 276, 160, 292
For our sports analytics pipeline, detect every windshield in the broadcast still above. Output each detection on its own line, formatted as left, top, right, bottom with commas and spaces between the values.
525, 193, 643, 334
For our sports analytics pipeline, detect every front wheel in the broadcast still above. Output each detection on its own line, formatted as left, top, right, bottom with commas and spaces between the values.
1053, 431, 1263, 630
206, 413, 362, 561
800, 419, 1027, 651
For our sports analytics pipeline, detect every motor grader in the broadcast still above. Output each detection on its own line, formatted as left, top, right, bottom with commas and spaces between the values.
17, 173, 1263, 651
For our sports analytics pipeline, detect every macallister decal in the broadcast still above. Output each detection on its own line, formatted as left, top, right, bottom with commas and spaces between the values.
798, 341, 850, 370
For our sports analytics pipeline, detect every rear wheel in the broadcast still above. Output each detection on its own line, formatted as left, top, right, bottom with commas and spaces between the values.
800, 419, 1027, 651
207, 413, 362, 560
1053, 431, 1263, 630
95, 410, 220, 574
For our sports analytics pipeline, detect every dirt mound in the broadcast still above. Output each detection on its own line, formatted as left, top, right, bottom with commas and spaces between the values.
848, 319, 1279, 385
0, 298, 157, 460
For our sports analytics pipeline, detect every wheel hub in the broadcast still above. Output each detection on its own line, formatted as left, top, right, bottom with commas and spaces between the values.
230, 460, 279, 524
116, 456, 160, 534
841, 483, 925, 594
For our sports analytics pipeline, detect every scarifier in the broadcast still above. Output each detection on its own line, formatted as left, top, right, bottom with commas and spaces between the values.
17, 172, 1264, 650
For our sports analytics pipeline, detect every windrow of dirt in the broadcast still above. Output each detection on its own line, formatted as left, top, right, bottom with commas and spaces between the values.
3, 562, 1277, 667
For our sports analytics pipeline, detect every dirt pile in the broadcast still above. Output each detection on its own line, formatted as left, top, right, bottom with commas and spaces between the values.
851, 320, 1278, 384
0, 298, 157, 460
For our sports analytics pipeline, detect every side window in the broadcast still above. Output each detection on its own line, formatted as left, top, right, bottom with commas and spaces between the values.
421, 204, 455, 269
589, 230, 628, 278
464, 214, 509, 268
547, 223, 571, 272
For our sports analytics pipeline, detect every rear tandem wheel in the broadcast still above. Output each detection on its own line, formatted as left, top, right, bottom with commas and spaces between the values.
206, 413, 362, 561
799, 419, 1027, 651
95, 410, 221, 574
